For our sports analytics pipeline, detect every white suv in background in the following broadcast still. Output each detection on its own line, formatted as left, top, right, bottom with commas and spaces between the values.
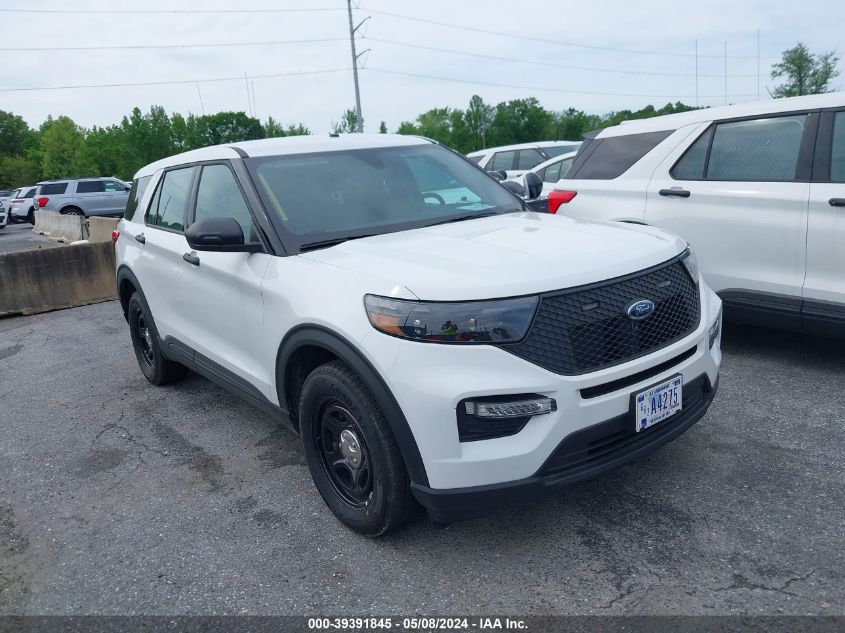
115, 134, 721, 536
552, 93, 845, 339
467, 140, 581, 178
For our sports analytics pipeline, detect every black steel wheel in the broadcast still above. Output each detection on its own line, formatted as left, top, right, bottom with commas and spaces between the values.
127, 292, 188, 385
313, 401, 373, 509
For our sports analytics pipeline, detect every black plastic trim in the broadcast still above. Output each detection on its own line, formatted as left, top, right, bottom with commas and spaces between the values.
229, 146, 249, 158
276, 325, 429, 487
412, 374, 717, 523
580, 345, 697, 399
718, 289, 804, 333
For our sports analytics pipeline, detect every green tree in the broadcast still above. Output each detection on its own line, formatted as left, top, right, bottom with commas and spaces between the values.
182, 111, 264, 150
771, 43, 840, 97
488, 98, 551, 146
332, 108, 360, 134
263, 117, 311, 138
0, 155, 42, 188
378, 121, 388, 134
0, 110, 36, 156
40, 116, 96, 179
464, 95, 493, 150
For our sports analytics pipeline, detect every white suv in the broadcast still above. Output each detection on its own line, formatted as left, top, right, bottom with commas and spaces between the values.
551, 93, 845, 339
467, 141, 582, 179
115, 134, 722, 536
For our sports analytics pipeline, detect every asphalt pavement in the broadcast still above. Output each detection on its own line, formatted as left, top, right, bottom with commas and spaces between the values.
0, 223, 54, 255
0, 301, 843, 615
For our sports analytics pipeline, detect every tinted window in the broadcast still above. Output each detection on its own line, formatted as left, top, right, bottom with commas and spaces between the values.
23, 188, 36, 198
543, 144, 581, 157
40, 183, 68, 195
76, 180, 105, 193
516, 149, 544, 170
542, 161, 562, 184
566, 130, 673, 180
831, 112, 845, 183
559, 157, 574, 178
672, 127, 712, 180
248, 143, 520, 251
124, 176, 151, 220
707, 115, 807, 181
490, 151, 516, 171
194, 165, 254, 239
147, 168, 194, 232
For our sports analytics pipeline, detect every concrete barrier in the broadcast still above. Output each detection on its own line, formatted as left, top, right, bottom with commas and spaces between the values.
87, 216, 120, 243
32, 210, 86, 243
0, 241, 117, 317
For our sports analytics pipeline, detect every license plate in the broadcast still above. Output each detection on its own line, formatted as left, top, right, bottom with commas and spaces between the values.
635, 375, 683, 432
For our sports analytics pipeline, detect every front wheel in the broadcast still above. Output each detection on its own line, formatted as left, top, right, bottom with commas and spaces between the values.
299, 361, 415, 536
27, 210, 35, 225
127, 293, 188, 385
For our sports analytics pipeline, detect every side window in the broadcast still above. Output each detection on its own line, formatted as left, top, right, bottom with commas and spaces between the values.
124, 176, 151, 220
516, 149, 545, 170
672, 127, 712, 180
104, 180, 126, 192
76, 180, 106, 194
490, 151, 516, 171
543, 160, 562, 184
146, 167, 194, 232
24, 188, 36, 199
559, 157, 574, 178
566, 130, 673, 180
468, 155, 483, 164
707, 115, 807, 181
831, 112, 845, 183
40, 182, 68, 195
193, 164, 254, 240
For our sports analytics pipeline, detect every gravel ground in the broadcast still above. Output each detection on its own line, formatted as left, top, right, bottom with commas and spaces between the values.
0, 301, 842, 615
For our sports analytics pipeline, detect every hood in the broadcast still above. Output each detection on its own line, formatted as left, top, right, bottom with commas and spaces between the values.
300, 212, 686, 301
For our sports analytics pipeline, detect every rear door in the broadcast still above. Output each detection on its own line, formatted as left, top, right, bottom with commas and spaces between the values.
178, 162, 273, 397
645, 112, 816, 327
103, 179, 129, 215
805, 109, 845, 336
75, 180, 107, 214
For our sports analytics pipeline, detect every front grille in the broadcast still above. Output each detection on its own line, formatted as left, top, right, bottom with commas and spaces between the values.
502, 257, 700, 375
540, 375, 711, 477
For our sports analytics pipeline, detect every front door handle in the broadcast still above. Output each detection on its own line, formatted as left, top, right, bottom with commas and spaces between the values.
182, 252, 200, 266
829, 198, 845, 207
659, 188, 691, 198
134, 233, 145, 244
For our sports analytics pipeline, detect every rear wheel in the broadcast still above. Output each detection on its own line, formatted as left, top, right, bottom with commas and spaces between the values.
127, 293, 188, 385
62, 206, 83, 217
27, 210, 35, 225
299, 361, 415, 536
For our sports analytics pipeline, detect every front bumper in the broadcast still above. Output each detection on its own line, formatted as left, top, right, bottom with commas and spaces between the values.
412, 374, 718, 523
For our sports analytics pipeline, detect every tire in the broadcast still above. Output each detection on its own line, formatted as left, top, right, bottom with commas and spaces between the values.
127, 292, 188, 385
27, 210, 35, 225
62, 206, 83, 217
299, 361, 415, 536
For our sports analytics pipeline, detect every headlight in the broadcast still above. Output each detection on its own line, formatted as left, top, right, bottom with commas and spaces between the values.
680, 246, 700, 282
364, 294, 538, 343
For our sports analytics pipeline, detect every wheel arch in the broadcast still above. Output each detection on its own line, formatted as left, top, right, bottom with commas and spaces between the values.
277, 325, 429, 487
116, 265, 142, 321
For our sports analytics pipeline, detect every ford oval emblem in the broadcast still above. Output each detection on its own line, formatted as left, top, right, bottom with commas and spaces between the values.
626, 299, 655, 320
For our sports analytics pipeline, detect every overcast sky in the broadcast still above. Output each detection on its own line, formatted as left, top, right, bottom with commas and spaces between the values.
2, 0, 843, 134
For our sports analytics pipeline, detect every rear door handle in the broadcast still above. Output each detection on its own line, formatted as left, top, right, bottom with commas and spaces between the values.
659, 188, 691, 198
134, 233, 145, 244
829, 198, 845, 207
182, 252, 200, 266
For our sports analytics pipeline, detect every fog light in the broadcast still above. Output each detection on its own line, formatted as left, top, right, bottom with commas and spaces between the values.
465, 397, 557, 419
709, 306, 722, 349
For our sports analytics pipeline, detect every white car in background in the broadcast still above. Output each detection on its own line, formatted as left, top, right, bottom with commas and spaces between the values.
8, 186, 37, 224
550, 93, 845, 339
467, 140, 581, 179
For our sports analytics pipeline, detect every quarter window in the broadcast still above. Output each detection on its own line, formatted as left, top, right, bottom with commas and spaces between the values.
146, 167, 194, 232
193, 164, 254, 239
125, 176, 151, 220
671, 128, 712, 180
490, 151, 516, 171
542, 161, 562, 184
566, 130, 673, 180
831, 112, 845, 183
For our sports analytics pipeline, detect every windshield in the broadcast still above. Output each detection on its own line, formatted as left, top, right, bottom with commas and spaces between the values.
246, 143, 520, 251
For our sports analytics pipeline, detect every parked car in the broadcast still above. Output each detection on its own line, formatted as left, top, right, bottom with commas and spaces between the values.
0, 189, 12, 227
34, 177, 131, 217
0, 201, 7, 229
508, 150, 578, 207
115, 134, 722, 536
8, 186, 37, 224
467, 141, 582, 179
551, 93, 845, 339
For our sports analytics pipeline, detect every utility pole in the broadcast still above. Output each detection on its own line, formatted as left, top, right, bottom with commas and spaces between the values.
695, 39, 699, 108
757, 28, 761, 101
724, 41, 728, 105
346, 0, 368, 133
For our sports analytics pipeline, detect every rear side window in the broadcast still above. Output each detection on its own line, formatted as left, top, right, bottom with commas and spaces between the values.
830, 112, 845, 183
516, 149, 544, 170
39, 182, 68, 195
708, 115, 807, 181
490, 151, 515, 171
23, 188, 36, 198
542, 161, 562, 183
559, 157, 574, 178
124, 176, 151, 220
566, 130, 673, 180
671, 128, 713, 180
76, 180, 105, 193
146, 167, 194, 232
192, 164, 254, 239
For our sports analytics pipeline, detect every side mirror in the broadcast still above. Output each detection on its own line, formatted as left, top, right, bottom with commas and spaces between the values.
185, 217, 262, 253
501, 180, 525, 197
523, 172, 543, 200
487, 169, 508, 182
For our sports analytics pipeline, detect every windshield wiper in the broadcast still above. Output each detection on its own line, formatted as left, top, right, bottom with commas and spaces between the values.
298, 234, 375, 252
424, 211, 502, 227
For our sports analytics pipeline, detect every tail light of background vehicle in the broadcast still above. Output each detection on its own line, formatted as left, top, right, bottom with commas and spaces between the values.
548, 190, 577, 214
111, 229, 120, 245
36, 197, 49, 208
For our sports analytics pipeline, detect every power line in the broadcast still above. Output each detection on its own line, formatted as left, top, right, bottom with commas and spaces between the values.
0, 37, 346, 52
0, 7, 342, 14
0, 68, 349, 93
360, 7, 776, 61
364, 67, 759, 100
367, 37, 761, 79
